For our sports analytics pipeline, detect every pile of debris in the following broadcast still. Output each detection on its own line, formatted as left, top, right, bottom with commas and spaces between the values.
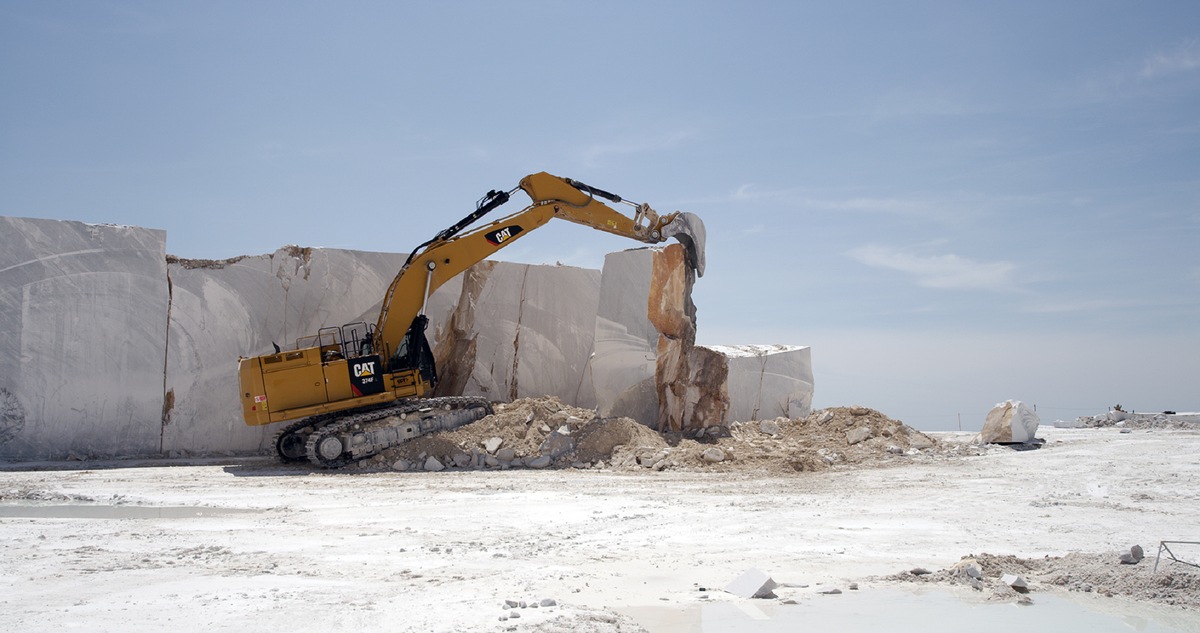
1066, 411, 1200, 430
881, 550, 1200, 608
358, 398, 938, 474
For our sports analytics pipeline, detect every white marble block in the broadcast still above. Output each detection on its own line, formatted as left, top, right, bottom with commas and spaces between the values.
980, 399, 1040, 444
0, 217, 169, 459
708, 344, 814, 422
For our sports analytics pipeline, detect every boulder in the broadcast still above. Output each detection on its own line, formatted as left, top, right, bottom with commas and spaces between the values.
981, 400, 1040, 444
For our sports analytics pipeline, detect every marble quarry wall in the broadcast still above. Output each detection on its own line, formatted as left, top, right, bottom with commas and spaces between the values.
1, 215, 813, 460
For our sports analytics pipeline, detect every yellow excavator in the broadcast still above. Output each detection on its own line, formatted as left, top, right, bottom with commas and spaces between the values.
238, 171, 706, 468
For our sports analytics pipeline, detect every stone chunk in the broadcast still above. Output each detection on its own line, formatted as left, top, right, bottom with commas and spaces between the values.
1119, 545, 1145, 564
701, 447, 726, 463
1001, 573, 1029, 592
539, 431, 575, 459
424, 456, 445, 472
484, 437, 503, 454
846, 427, 872, 445
725, 568, 778, 599
981, 400, 1040, 444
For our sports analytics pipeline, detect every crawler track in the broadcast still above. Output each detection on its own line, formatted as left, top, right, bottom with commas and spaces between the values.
273, 397, 492, 468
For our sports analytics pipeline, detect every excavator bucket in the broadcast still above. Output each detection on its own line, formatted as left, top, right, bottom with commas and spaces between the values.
661, 211, 707, 277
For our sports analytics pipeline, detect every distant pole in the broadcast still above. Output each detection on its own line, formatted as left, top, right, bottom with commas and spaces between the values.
958, 413, 961, 431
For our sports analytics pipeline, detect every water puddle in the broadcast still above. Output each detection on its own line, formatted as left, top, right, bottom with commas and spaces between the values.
0, 504, 256, 519
622, 587, 1198, 633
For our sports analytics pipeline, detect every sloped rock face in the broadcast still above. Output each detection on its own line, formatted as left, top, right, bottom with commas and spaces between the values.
0, 218, 169, 459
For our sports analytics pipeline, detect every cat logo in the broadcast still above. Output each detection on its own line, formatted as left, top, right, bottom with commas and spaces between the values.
485, 225, 524, 246
353, 361, 376, 378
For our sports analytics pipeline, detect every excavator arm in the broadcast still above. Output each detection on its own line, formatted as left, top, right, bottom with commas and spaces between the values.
372, 171, 706, 370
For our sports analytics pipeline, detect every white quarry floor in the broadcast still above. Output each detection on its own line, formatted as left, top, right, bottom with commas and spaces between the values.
2, 428, 1199, 632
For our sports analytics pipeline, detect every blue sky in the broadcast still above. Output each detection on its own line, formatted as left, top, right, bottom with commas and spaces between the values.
2, 1, 1197, 429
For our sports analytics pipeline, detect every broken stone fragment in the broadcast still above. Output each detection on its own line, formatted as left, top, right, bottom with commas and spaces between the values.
1119, 545, 1144, 564
1001, 573, 1029, 592
424, 456, 445, 472
539, 431, 575, 459
484, 437, 503, 454
846, 427, 872, 445
725, 568, 778, 599
701, 447, 726, 463
527, 455, 552, 469
496, 447, 516, 462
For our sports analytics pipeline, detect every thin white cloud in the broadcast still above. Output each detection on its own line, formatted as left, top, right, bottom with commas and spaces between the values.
849, 244, 1019, 292
1018, 298, 1131, 314
730, 184, 967, 223
579, 130, 695, 167
1142, 39, 1200, 78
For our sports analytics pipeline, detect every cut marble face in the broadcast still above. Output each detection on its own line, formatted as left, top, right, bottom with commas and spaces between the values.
1, 216, 813, 459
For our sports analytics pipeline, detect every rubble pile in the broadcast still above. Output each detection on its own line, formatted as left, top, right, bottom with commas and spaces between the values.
1069, 411, 1200, 430
882, 551, 1200, 608
358, 398, 938, 474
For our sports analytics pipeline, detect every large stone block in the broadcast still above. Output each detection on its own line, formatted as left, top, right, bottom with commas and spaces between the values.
709, 344, 814, 421
433, 261, 600, 406
590, 249, 660, 424
0, 217, 169, 459
980, 399, 1040, 444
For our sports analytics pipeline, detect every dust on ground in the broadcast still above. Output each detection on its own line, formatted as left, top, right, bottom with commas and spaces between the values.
364, 396, 944, 475
879, 550, 1200, 609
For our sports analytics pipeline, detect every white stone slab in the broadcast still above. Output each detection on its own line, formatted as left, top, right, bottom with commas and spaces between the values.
708, 344, 814, 422
0, 217, 169, 459
435, 261, 599, 406
589, 249, 659, 423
